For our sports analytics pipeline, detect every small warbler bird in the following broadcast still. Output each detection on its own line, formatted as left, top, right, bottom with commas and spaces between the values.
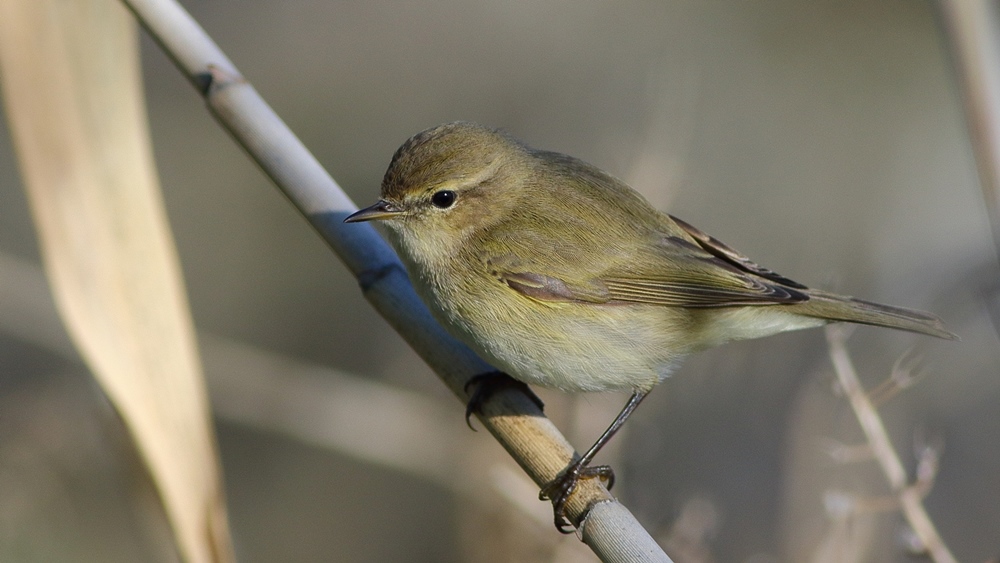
346, 122, 954, 532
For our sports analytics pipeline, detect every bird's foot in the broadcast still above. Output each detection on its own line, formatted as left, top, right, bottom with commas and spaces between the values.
464, 371, 544, 430
539, 462, 616, 533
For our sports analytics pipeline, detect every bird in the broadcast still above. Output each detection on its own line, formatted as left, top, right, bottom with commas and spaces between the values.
345, 121, 955, 532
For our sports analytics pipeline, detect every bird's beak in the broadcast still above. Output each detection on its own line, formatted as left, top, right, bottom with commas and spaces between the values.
344, 200, 404, 223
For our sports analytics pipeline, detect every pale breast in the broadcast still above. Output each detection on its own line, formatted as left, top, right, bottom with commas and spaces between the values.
430, 272, 692, 392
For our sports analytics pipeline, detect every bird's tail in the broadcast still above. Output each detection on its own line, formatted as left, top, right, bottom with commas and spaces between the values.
798, 290, 957, 340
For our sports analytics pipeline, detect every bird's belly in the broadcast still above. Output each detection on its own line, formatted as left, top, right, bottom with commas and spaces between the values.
432, 289, 689, 393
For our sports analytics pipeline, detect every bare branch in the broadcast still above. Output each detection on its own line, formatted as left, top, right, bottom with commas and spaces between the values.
824, 326, 956, 563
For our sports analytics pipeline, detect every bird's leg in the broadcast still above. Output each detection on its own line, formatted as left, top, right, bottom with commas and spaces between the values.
464, 371, 545, 430
539, 390, 649, 533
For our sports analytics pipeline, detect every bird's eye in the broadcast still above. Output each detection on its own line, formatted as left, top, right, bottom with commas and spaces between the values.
431, 190, 457, 209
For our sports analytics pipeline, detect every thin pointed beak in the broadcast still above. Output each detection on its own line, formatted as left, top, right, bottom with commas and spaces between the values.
344, 200, 404, 223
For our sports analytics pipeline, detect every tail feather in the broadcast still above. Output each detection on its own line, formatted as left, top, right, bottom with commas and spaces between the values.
799, 291, 957, 340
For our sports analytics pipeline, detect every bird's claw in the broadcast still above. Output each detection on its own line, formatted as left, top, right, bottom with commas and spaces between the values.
464, 371, 544, 430
539, 463, 616, 533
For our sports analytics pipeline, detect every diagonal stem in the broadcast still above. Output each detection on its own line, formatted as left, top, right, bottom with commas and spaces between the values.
117, 0, 672, 560
825, 326, 956, 563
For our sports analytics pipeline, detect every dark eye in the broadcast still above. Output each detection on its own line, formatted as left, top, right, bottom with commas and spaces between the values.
431, 190, 456, 209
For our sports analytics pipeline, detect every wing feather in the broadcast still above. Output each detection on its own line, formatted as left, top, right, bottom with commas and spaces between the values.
494, 227, 810, 308
480, 168, 810, 308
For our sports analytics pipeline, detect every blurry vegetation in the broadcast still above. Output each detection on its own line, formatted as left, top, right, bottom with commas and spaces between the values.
0, 0, 997, 561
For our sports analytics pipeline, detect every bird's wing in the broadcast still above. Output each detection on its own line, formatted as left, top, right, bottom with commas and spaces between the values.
667, 214, 807, 289
488, 216, 809, 308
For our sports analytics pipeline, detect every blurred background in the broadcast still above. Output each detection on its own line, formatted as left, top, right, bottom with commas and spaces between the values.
0, 0, 997, 561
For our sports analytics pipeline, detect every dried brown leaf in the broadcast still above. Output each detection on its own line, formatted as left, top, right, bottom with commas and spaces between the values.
0, 1, 232, 561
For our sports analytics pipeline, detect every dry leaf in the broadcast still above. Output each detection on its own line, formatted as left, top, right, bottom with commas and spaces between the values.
0, 1, 233, 561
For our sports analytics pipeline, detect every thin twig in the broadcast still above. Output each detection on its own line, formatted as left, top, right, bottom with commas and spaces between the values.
866, 349, 923, 407
824, 326, 956, 563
